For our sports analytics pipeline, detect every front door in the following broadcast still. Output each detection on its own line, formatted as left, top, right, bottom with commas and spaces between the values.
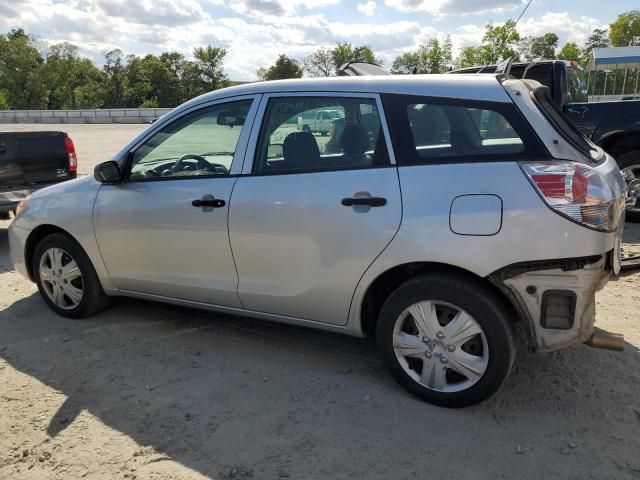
228, 94, 401, 325
94, 97, 257, 306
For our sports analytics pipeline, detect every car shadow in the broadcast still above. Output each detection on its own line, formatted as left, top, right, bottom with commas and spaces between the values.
1, 291, 639, 479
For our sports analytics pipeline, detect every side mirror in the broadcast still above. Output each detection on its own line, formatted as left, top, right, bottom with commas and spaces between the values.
94, 161, 122, 184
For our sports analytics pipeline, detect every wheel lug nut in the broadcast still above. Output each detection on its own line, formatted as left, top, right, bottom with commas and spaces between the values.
447, 345, 455, 352
440, 357, 448, 364
425, 352, 432, 359
422, 336, 430, 343
58, 269, 63, 274
436, 331, 445, 339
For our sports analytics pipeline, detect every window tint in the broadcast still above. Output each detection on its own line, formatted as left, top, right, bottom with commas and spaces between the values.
129, 100, 251, 180
254, 97, 389, 174
383, 94, 546, 165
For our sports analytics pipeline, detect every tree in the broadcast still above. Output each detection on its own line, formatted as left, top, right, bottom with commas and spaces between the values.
43, 42, 104, 109
584, 28, 610, 55
193, 46, 229, 92
102, 49, 126, 108
480, 20, 521, 64
391, 37, 453, 74
331, 42, 381, 72
529, 33, 559, 60
609, 10, 640, 46
303, 47, 333, 77
0, 29, 48, 108
303, 43, 381, 76
558, 42, 585, 66
257, 54, 303, 81
456, 46, 483, 68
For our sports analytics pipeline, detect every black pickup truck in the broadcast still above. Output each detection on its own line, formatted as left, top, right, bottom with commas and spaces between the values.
450, 60, 640, 221
0, 131, 77, 219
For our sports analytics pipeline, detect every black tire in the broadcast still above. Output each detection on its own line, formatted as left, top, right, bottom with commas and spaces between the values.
33, 233, 111, 318
617, 151, 640, 223
377, 273, 515, 408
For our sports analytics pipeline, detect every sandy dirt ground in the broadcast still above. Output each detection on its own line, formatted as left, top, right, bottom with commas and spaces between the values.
0, 124, 639, 479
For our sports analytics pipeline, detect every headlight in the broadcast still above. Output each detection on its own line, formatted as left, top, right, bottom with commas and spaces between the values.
15, 195, 31, 217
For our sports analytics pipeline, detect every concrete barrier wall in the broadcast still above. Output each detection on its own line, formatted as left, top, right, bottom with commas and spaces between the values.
0, 108, 173, 124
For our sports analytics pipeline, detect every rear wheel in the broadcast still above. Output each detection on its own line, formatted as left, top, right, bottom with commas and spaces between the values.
377, 273, 515, 407
33, 233, 110, 318
618, 151, 640, 223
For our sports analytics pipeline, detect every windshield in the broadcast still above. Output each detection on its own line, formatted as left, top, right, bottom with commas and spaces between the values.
531, 86, 598, 159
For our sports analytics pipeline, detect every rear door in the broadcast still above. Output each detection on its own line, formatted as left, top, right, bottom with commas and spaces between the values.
228, 93, 401, 325
0, 132, 71, 185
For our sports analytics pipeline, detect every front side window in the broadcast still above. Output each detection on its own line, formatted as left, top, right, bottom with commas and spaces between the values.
129, 100, 252, 180
383, 94, 546, 165
254, 96, 389, 174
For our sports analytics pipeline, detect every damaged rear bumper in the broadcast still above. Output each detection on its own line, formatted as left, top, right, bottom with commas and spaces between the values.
490, 255, 612, 352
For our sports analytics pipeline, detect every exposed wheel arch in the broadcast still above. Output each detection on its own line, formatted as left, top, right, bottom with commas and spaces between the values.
359, 262, 522, 339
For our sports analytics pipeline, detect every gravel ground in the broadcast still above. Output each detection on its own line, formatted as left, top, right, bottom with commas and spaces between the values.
0, 124, 639, 479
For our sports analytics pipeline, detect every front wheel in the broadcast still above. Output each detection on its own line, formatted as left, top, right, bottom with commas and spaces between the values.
377, 273, 515, 408
33, 233, 111, 318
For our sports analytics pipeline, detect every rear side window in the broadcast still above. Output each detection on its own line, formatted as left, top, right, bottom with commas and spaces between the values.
383, 94, 546, 165
254, 96, 389, 174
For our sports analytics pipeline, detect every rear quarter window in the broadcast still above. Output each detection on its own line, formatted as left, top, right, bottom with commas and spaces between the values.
382, 94, 548, 165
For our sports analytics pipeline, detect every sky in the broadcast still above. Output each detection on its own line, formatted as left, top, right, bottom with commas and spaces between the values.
0, 0, 637, 80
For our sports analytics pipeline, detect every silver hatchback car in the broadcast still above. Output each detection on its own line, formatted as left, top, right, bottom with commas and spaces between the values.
9, 75, 628, 407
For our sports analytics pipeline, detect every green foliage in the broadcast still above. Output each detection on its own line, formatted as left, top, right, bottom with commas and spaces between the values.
480, 20, 521, 64
43, 42, 105, 109
257, 54, 303, 81
0, 29, 48, 109
0, 29, 233, 109
0, 89, 9, 109
584, 28, 610, 55
303, 47, 333, 77
609, 10, 640, 47
456, 46, 484, 68
530, 33, 559, 60
454, 20, 520, 67
304, 42, 381, 77
391, 37, 453, 74
557, 42, 586, 67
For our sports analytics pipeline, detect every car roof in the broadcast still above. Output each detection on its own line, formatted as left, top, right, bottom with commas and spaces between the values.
177, 74, 511, 112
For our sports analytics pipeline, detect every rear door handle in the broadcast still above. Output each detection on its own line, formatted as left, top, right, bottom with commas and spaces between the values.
192, 197, 226, 208
341, 197, 387, 207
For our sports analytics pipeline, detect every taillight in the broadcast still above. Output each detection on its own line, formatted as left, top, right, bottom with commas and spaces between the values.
521, 161, 619, 231
65, 136, 78, 173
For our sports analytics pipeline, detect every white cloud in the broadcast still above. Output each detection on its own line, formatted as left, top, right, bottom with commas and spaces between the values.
384, 0, 522, 15
0, 1, 611, 81
357, 0, 377, 16
517, 12, 605, 46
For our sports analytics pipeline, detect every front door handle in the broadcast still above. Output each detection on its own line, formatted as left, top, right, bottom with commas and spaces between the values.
192, 196, 226, 208
341, 197, 387, 207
